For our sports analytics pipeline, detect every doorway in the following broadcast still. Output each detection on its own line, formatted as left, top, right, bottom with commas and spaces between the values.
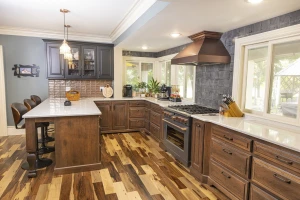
0, 45, 7, 136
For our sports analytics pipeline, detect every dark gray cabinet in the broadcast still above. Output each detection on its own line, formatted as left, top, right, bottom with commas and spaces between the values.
97, 46, 113, 79
46, 43, 65, 79
44, 40, 114, 80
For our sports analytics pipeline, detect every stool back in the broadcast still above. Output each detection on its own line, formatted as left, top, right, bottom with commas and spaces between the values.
31, 95, 42, 105
24, 99, 37, 111
11, 103, 28, 129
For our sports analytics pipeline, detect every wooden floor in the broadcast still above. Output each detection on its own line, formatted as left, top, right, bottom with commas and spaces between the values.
0, 131, 222, 200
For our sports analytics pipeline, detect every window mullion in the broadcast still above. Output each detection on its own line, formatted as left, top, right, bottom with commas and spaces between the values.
241, 46, 250, 111
263, 43, 274, 116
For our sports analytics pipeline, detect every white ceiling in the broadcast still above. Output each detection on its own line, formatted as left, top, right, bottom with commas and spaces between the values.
0, 0, 156, 42
118, 0, 300, 52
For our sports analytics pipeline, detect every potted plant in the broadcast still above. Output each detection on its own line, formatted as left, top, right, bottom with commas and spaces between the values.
132, 84, 138, 97
148, 78, 161, 98
137, 82, 147, 98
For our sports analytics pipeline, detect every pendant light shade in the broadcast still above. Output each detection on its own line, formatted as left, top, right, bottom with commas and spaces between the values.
59, 9, 71, 55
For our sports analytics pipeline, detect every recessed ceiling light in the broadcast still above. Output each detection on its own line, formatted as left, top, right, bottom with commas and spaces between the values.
142, 46, 148, 50
246, 0, 263, 4
170, 33, 181, 38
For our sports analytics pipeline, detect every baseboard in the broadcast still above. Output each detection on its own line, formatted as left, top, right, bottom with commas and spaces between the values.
7, 126, 25, 135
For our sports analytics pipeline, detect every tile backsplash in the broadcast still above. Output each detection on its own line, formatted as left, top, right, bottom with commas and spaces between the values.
48, 80, 113, 98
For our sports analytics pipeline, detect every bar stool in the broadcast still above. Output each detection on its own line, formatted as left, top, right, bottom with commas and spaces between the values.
24, 99, 55, 155
30, 95, 55, 142
11, 103, 52, 169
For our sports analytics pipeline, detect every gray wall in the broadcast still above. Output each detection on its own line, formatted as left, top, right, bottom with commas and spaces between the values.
0, 35, 48, 126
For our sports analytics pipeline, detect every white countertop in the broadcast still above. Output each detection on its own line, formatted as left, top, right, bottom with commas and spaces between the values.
192, 114, 300, 153
23, 98, 101, 118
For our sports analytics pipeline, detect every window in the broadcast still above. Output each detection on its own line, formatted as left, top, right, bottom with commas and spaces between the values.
173, 65, 195, 99
239, 35, 300, 125
160, 61, 171, 86
125, 61, 154, 85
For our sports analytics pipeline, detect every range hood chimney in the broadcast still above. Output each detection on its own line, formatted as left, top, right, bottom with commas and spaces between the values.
171, 31, 230, 65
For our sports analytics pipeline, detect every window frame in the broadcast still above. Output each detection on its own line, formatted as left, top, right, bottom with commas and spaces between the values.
233, 24, 300, 126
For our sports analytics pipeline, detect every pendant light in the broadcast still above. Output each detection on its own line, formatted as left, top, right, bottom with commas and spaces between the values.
59, 9, 71, 55
64, 25, 73, 60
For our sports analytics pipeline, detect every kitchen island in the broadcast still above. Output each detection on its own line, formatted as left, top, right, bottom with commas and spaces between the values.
23, 98, 101, 178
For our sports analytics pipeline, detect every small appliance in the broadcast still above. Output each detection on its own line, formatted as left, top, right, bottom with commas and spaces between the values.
123, 85, 133, 97
158, 84, 172, 101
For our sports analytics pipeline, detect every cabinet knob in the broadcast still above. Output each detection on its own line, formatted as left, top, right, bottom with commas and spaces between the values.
197, 125, 201, 127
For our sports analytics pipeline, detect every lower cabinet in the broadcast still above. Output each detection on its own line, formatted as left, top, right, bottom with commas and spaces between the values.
249, 185, 278, 200
95, 101, 112, 131
149, 103, 163, 142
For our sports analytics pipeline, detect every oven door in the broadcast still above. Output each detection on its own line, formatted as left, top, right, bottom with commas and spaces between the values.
163, 119, 191, 166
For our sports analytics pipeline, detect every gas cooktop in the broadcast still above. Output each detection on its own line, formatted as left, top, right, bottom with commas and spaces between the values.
168, 105, 219, 115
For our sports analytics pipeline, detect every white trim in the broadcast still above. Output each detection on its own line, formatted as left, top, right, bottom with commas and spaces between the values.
0, 26, 112, 43
7, 126, 25, 136
0, 46, 7, 136
110, 0, 157, 41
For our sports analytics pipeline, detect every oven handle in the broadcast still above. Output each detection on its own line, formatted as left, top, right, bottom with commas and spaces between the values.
163, 119, 187, 131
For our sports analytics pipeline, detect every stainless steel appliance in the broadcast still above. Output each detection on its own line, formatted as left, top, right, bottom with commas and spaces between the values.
123, 85, 133, 97
163, 105, 218, 166
158, 84, 171, 100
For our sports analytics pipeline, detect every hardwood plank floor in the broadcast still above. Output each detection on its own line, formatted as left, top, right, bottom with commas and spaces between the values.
0, 132, 222, 200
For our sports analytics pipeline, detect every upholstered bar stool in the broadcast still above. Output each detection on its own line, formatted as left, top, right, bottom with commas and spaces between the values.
11, 103, 52, 169
30, 95, 55, 142
24, 99, 55, 155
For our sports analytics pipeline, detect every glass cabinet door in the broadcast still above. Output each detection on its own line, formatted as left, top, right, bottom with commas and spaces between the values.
82, 47, 97, 78
66, 46, 81, 78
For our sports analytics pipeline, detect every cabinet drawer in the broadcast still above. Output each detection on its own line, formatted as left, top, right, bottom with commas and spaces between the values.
150, 122, 160, 140
212, 125, 252, 151
129, 101, 145, 107
145, 101, 151, 109
249, 185, 278, 200
129, 119, 145, 129
144, 109, 150, 120
95, 101, 111, 107
210, 160, 249, 200
129, 107, 145, 118
150, 111, 161, 127
211, 137, 251, 178
150, 103, 162, 113
254, 141, 300, 174
252, 158, 300, 200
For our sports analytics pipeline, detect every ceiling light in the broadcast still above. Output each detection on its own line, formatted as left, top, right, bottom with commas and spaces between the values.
246, 0, 263, 4
170, 33, 181, 38
59, 9, 71, 55
142, 46, 148, 50
64, 25, 73, 60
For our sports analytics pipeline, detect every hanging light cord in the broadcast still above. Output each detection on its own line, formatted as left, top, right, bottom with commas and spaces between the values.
63, 12, 66, 40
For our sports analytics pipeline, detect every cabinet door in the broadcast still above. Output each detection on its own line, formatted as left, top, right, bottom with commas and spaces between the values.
97, 46, 113, 79
112, 101, 128, 130
95, 102, 112, 131
46, 43, 65, 78
65, 45, 82, 79
191, 120, 205, 174
82, 46, 97, 79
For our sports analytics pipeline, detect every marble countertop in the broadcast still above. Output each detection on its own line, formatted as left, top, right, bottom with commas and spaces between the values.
192, 114, 300, 153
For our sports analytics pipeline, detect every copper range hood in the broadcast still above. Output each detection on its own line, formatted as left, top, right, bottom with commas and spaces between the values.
171, 31, 230, 65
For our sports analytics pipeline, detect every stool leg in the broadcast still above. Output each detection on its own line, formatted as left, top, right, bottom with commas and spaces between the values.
38, 126, 55, 155
44, 125, 55, 142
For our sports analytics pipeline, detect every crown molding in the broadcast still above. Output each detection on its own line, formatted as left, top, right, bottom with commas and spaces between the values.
110, 0, 157, 41
0, 26, 112, 43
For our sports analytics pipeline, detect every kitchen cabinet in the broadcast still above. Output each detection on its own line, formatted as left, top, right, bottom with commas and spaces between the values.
44, 40, 113, 80
97, 46, 113, 79
95, 101, 112, 131
112, 101, 128, 130
46, 43, 65, 79
149, 103, 163, 142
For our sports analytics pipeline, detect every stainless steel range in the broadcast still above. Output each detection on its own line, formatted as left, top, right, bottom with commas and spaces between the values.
163, 105, 218, 166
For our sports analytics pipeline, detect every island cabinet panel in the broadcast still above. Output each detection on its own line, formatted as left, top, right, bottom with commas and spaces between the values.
190, 119, 205, 180
112, 101, 128, 130
95, 101, 112, 131
46, 43, 65, 79
252, 158, 300, 200
249, 185, 278, 200
253, 141, 300, 174
211, 137, 251, 178
209, 160, 249, 200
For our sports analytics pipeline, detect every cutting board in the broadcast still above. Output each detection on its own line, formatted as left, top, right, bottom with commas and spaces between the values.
103, 84, 113, 98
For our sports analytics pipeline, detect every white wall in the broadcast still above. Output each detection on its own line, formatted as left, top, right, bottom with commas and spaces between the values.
113, 47, 123, 98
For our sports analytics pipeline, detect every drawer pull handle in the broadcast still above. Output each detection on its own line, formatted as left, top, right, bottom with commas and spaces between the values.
273, 173, 291, 184
221, 171, 231, 179
222, 149, 232, 155
276, 156, 293, 165
223, 135, 233, 141
197, 125, 201, 127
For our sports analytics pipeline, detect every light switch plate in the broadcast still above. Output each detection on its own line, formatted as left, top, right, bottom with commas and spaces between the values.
100, 87, 104, 92
66, 87, 71, 91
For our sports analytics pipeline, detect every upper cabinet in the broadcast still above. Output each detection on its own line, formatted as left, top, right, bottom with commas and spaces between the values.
44, 40, 114, 80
